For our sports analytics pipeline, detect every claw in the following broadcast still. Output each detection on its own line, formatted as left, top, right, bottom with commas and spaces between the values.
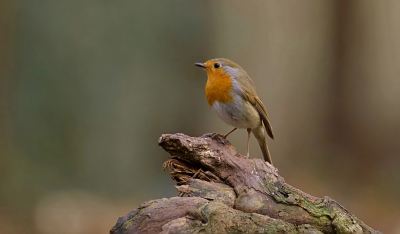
211, 133, 225, 139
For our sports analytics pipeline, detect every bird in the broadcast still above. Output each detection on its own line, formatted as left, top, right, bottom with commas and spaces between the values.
195, 58, 274, 164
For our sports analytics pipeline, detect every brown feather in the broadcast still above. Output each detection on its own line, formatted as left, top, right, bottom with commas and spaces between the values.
235, 80, 274, 140
253, 96, 274, 139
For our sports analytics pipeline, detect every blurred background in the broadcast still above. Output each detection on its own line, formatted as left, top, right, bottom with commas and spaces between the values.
1, 0, 400, 233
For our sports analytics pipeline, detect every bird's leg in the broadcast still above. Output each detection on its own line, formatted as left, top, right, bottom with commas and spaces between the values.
246, 128, 251, 158
224, 128, 237, 138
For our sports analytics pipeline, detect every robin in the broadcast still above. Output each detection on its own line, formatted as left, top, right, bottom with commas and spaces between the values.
195, 58, 274, 164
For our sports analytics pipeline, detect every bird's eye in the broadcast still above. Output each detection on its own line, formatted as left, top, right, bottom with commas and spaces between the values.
214, 63, 220, 69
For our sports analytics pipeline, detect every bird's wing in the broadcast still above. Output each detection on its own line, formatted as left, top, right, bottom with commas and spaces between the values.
235, 77, 274, 139
253, 96, 274, 139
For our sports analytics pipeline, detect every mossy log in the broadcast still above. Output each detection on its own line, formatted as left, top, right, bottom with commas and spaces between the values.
110, 133, 380, 234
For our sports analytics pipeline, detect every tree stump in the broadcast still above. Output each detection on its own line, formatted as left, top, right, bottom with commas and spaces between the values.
110, 133, 380, 234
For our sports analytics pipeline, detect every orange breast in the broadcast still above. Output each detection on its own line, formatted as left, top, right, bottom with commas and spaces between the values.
205, 71, 233, 106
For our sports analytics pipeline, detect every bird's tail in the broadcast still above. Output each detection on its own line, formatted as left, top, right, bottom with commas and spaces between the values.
252, 126, 273, 164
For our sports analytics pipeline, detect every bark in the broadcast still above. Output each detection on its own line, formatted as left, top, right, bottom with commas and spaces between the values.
110, 133, 381, 234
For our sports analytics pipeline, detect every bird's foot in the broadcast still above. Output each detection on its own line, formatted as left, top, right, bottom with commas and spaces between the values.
224, 128, 237, 138
211, 133, 226, 139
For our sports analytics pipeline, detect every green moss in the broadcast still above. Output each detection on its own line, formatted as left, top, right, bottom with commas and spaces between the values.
123, 203, 153, 232
124, 220, 134, 231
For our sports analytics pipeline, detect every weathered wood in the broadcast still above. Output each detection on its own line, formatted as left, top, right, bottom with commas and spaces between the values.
110, 133, 380, 234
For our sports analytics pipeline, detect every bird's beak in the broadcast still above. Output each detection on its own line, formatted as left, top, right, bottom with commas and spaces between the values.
195, 62, 206, 69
